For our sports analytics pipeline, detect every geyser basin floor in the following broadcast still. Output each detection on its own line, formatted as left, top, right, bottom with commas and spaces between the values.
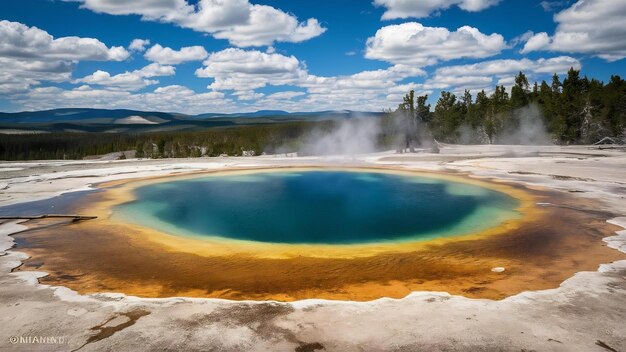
11, 167, 625, 301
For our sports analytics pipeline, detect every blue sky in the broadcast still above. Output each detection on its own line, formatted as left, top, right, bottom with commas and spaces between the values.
0, 0, 624, 114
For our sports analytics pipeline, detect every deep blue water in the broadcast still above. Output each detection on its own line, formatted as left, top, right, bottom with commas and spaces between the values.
115, 171, 520, 244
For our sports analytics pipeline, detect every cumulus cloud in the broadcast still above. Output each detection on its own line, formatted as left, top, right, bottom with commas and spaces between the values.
522, 0, 626, 61
233, 90, 265, 101
365, 22, 506, 66
0, 58, 73, 94
136, 62, 177, 77
144, 44, 208, 65
302, 65, 426, 93
193, 47, 427, 111
76, 63, 176, 91
0, 20, 129, 61
76, 70, 158, 91
195, 48, 307, 91
285, 65, 426, 112
210, 8, 326, 47
373, 0, 501, 19
69, 0, 326, 47
4, 36, 431, 113
0, 20, 129, 94
129, 38, 150, 52
520, 32, 550, 53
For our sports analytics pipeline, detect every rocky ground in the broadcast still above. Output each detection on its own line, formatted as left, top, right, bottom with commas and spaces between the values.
0, 144, 625, 352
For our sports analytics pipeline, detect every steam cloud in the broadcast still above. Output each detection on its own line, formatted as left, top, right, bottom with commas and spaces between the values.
272, 102, 552, 157
497, 103, 552, 145
457, 103, 552, 145
299, 116, 381, 156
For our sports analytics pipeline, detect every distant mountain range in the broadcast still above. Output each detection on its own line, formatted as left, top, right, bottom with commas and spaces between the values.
194, 109, 363, 119
0, 108, 382, 133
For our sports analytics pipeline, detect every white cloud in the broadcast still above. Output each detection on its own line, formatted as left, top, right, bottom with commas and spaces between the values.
264, 91, 305, 100
69, 0, 326, 47
0, 58, 73, 94
291, 65, 426, 112
129, 39, 150, 52
76, 70, 158, 91
520, 32, 551, 53
496, 76, 516, 86
303, 65, 425, 93
522, 0, 626, 61
76, 63, 176, 91
0, 58, 73, 82
365, 22, 506, 66
0, 20, 129, 61
531, 56, 582, 74
144, 44, 208, 65
0, 20, 129, 95
194, 48, 427, 111
433, 56, 581, 77
4, 37, 430, 113
10, 45, 427, 112
136, 62, 177, 77
232, 90, 265, 101
195, 48, 307, 91
211, 7, 326, 47
373, 0, 501, 19
13, 85, 234, 115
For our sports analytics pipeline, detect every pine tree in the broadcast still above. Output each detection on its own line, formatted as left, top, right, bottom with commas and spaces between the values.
510, 71, 530, 109
432, 91, 460, 142
560, 68, 586, 142
416, 94, 431, 122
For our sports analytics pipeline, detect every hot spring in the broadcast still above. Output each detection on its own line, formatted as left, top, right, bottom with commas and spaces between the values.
114, 170, 521, 245
16, 167, 621, 301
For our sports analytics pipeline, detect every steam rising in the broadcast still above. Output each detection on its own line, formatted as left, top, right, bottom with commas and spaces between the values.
457, 103, 552, 145
299, 116, 381, 156
385, 111, 435, 152
497, 103, 551, 145
272, 102, 552, 157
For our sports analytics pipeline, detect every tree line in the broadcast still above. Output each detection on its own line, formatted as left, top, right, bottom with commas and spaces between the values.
393, 68, 626, 146
0, 122, 320, 161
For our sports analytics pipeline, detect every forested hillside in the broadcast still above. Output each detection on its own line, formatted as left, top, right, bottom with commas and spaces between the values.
395, 69, 626, 145
0, 122, 322, 160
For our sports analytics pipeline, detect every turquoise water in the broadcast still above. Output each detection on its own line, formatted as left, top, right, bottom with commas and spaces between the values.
114, 170, 520, 245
